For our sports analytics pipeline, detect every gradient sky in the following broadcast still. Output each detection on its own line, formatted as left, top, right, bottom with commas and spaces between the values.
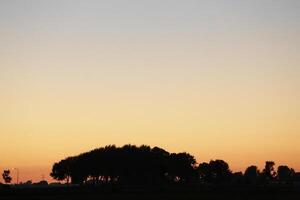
0, 0, 300, 183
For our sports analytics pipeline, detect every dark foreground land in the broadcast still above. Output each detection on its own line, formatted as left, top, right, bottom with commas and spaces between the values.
1, 185, 300, 200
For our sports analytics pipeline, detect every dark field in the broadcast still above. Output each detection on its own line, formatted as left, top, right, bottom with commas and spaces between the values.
1, 185, 300, 200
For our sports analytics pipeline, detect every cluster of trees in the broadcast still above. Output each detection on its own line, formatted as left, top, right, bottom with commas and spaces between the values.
198, 161, 296, 185
51, 145, 299, 186
51, 145, 197, 185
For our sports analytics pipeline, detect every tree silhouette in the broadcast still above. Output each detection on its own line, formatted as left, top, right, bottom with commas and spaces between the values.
244, 165, 260, 184
208, 160, 232, 183
277, 165, 295, 184
197, 162, 211, 183
197, 160, 232, 184
50, 145, 299, 187
168, 152, 197, 183
262, 161, 276, 181
2, 170, 12, 184
50, 158, 74, 183
50, 145, 200, 185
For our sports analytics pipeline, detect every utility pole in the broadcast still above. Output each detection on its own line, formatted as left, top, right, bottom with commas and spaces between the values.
12, 168, 19, 184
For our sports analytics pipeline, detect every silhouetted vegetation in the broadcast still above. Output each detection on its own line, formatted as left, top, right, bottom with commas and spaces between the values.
244, 165, 260, 185
197, 160, 231, 184
277, 165, 295, 184
50, 144, 300, 187
2, 170, 12, 184
1, 145, 300, 200
50, 145, 196, 185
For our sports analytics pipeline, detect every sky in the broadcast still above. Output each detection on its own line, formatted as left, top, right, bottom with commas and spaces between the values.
0, 0, 300, 183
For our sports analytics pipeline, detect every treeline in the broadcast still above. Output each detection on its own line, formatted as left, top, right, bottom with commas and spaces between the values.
51, 145, 299, 185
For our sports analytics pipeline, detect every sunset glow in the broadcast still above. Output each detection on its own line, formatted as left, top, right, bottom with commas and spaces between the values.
0, 0, 299, 183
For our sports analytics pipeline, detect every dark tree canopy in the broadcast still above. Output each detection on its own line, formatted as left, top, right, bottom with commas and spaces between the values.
50, 145, 298, 186
244, 165, 260, 184
197, 160, 232, 183
197, 162, 211, 182
207, 160, 232, 183
277, 165, 295, 184
263, 161, 276, 181
50, 145, 197, 184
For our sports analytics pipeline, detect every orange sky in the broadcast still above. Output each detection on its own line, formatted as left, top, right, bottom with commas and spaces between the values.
0, 1, 300, 183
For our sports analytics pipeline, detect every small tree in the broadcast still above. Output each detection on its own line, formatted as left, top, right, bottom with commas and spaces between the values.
263, 161, 276, 181
277, 165, 295, 184
168, 152, 197, 183
50, 159, 72, 183
2, 170, 12, 184
198, 162, 211, 182
209, 160, 232, 183
244, 165, 260, 184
